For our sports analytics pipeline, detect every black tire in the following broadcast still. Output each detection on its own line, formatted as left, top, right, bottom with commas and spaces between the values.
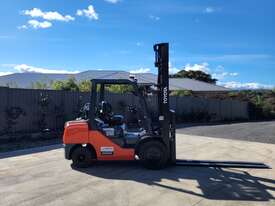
139, 141, 168, 170
71, 146, 95, 168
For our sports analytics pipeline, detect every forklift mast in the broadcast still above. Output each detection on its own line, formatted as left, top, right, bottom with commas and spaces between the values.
154, 43, 170, 131
154, 43, 170, 140
154, 43, 176, 163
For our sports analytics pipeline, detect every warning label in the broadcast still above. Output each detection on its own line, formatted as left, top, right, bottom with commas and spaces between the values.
100, 147, 114, 155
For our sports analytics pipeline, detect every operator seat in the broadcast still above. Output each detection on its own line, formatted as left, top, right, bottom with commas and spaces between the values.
97, 101, 124, 126
97, 101, 113, 122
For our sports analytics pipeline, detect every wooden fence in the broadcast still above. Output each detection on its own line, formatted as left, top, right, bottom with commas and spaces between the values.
0, 87, 249, 135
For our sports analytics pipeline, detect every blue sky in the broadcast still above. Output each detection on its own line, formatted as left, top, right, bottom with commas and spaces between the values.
0, 0, 274, 89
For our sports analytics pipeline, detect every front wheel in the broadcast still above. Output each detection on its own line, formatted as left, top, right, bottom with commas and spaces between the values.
138, 141, 168, 170
71, 146, 95, 168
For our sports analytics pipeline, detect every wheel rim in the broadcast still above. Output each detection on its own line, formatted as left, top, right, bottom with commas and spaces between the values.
145, 147, 161, 161
78, 154, 86, 162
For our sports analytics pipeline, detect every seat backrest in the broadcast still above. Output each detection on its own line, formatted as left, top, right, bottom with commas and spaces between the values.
100, 101, 112, 114
97, 101, 113, 124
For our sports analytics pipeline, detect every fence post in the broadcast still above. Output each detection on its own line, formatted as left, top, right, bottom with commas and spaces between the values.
219, 99, 222, 121
230, 99, 233, 121
0, 87, 9, 134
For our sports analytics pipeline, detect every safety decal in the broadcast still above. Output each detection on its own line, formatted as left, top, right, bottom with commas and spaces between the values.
100, 147, 114, 155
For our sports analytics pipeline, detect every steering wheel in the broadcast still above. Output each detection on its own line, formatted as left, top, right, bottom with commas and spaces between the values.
128, 105, 137, 113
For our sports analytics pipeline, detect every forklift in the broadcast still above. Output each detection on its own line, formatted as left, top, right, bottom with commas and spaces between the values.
63, 43, 269, 170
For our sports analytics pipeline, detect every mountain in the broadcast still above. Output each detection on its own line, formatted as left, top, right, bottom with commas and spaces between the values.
0, 70, 230, 91
0, 70, 133, 88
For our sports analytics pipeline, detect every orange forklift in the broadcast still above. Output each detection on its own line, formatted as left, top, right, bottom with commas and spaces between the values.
63, 43, 269, 170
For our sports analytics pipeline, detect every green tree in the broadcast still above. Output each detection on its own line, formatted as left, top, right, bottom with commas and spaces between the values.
106, 85, 134, 93
78, 80, 91, 92
51, 77, 79, 91
31, 81, 48, 89
63, 77, 79, 91
51, 80, 65, 90
170, 70, 217, 84
170, 90, 192, 96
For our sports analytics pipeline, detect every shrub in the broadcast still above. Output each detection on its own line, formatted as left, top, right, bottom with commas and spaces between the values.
78, 80, 91, 92
106, 85, 134, 94
171, 90, 192, 96
51, 77, 79, 91
228, 92, 238, 98
226, 90, 275, 120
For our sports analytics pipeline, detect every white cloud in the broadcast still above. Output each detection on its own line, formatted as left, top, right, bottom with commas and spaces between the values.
18, 25, 28, 30
136, 42, 143, 47
211, 65, 239, 80
184, 62, 210, 73
205, 7, 215, 13
0, 72, 13, 76
77, 5, 99, 20
169, 62, 239, 81
13, 64, 79, 74
230, 72, 239, 76
1, 64, 16, 67
18, 20, 52, 30
218, 81, 274, 90
169, 62, 213, 75
27, 20, 52, 29
104, 0, 121, 4
0, 35, 14, 39
212, 72, 239, 80
149, 15, 160, 21
22, 8, 75, 22
169, 62, 180, 74
169, 67, 180, 74
130, 68, 151, 73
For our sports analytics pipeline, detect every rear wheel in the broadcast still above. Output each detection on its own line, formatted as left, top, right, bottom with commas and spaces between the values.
139, 141, 168, 170
71, 146, 95, 168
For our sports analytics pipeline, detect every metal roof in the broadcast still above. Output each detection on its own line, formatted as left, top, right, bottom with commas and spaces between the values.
90, 71, 230, 92
168, 78, 230, 92
0, 70, 230, 91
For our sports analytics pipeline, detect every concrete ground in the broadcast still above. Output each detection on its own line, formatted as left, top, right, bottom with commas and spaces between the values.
177, 121, 275, 144
0, 134, 274, 206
